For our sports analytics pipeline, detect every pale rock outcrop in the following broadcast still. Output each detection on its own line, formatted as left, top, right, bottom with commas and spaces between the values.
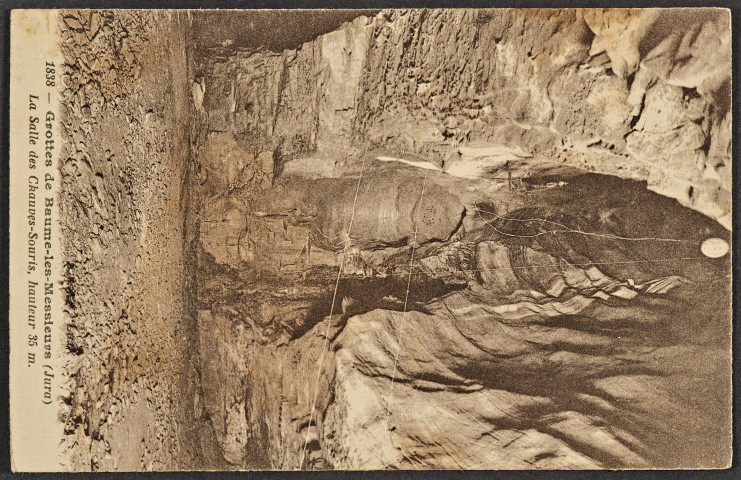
194, 172, 731, 469
201, 8, 731, 227
58, 10, 210, 471
191, 8, 732, 471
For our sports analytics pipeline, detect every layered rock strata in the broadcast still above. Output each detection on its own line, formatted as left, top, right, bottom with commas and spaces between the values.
202, 8, 731, 228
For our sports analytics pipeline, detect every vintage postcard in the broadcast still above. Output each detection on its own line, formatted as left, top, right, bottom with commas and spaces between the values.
9, 8, 732, 471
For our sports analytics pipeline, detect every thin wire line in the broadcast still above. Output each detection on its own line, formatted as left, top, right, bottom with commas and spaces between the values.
299, 151, 367, 470
297, 164, 713, 468
383, 170, 429, 436
330, 256, 708, 279
473, 207, 697, 244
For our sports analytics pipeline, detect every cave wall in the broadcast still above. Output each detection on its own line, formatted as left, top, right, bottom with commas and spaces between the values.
203, 8, 731, 228
58, 10, 193, 470
191, 8, 732, 469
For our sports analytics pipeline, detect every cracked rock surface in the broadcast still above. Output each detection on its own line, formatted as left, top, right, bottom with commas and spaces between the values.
203, 8, 731, 228
192, 8, 731, 470
58, 10, 226, 471
58, 8, 731, 471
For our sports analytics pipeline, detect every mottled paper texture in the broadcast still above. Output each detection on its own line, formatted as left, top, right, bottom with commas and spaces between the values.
9, 9, 65, 472
9, 8, 731, 471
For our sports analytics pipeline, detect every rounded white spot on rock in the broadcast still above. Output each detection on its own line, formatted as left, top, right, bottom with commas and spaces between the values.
700, 237, 729, 258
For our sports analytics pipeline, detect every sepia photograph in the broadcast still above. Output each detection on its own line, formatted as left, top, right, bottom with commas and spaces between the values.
8, 7, 732, 471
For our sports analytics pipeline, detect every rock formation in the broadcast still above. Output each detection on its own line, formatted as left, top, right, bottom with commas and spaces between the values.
191, 8, 731, 470
202, 9, 731, 228
57, 8, 731, 471
57, 10, 227, 470
195, 169, 731, 469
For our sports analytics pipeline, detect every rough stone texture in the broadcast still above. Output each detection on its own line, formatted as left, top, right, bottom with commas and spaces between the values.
56, 8, 731, 472
203, 8, 731, 228
286, 172, 465, 250
194, 167, 731, 469
197, 310, 251, 464
190, 9, 731, 469
56, 10, 221, 471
